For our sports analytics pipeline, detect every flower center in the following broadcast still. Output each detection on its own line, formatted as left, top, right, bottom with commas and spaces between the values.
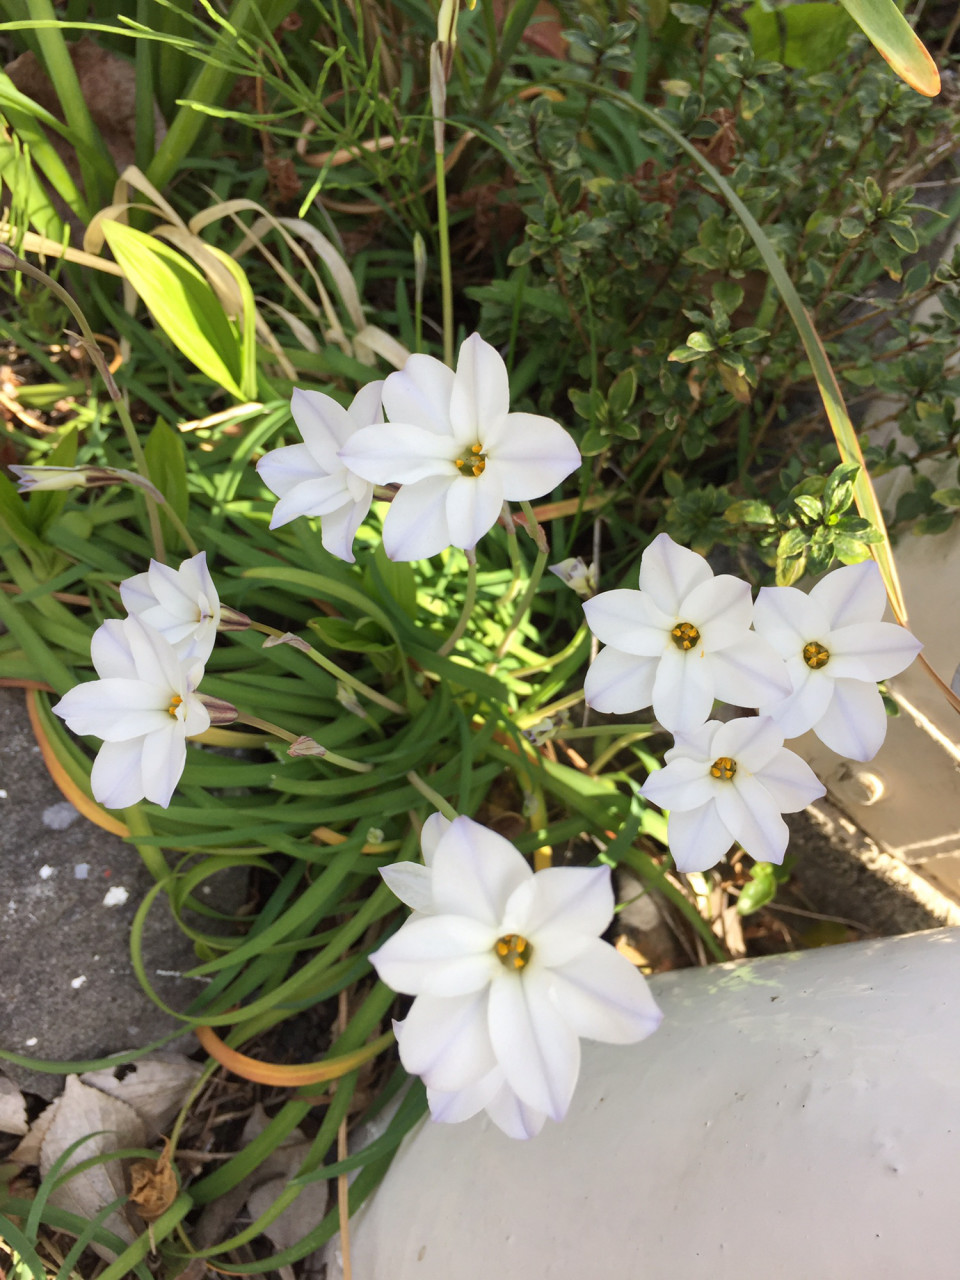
710, 756, 737, 781
494, 933, 532, 971
167, 694, 183, 718
670, 621, 701, 651
802, 640, 830, 670
453, 443, 487, 477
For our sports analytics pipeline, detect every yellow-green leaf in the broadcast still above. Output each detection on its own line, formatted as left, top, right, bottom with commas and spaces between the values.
101, 221, 245, 398
838, 0, 940, 96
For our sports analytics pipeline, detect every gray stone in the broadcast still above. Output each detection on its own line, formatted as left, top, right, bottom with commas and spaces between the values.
0, 688, 243, 1099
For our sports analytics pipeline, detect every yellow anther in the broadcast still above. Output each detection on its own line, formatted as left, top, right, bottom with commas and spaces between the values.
710, 756, 737, 781
494, 933, 532, 971
453, 442, 487, 477
803, 640, 830, 670
167, 694, 183, 718
670, 621, 701, 651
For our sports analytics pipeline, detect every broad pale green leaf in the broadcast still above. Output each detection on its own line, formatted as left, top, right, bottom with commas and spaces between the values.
839, 0, 940, 96
101, 221, 244, 398
745, 2, 855, 73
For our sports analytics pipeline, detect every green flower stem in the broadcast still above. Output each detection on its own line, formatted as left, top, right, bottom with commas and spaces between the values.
515, 689, 585, 731
407, 770, 460, 821
495, 500, 549, 660
500, 502, 526, 604
433, 101, 455, 368
236, 714, 373, 772
251, 621, 407, 716
2, 249, 167, 562
589, 731, 655, 776
512, 624, 589, 678
438, 548, 478, 656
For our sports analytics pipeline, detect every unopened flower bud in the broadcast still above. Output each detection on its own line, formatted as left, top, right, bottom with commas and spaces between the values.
218, 605, 252, 632
549, 557, 597, 599
288, 735, 327, 758
9, 464, 165, 502
262, 630, 311, 653
196, 694, 239, 726
336, 683, 368, 718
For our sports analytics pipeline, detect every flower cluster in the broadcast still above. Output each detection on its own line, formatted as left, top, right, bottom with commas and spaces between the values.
583, 535, 922, 874
371, 814, 662, 1139
53, 552, 226, 809
257, 333, 581, 563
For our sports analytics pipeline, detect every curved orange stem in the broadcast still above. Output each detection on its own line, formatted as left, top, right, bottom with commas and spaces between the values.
194, 1024, 394, 1087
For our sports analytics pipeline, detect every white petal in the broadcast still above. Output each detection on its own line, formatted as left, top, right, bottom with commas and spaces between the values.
117, 570, 155, 619
370, 914, 498, 996
667, 803, 735, 872
291, 387, 352, 464
348, 379, 385, 427
482, 1078, 548, 1139
716, 775, 789, 864
582, 590, 672, 657
421, 813, 451, 866
125, 616, 186, 692
381, 476, 454, 561
53, 678, 172, 741
181, 694, 210, 738
319, 496, 372, 564
682, 575, 752, 651
826, 622, 922, 681
269, 474, 356, 527
652, 645, 715, 732
257, 443, 322, 500
755, 747, 826, 812
484, 413, 581, 498
813, 678, 888, 761
488, 969, 581, 1120
90, 619, 138, 680
763, 661, 834, 739
431, 815, 532, 925
663, 719, 718, 764
637, 533, 713, 615
380, 862, 434, 913
426, 1068, 502, 1125
508, 866, 613, 967
398, 991, 496, 1090
753, 585, 828, 656
641, 756, 716, 812
339, 423, 456, 486
449, 333, 510, 439
444, 471, 504, 550
811, 559, 886, 630
141, 723, 186, 808
708, 634, 792, 709
382, 355, 455, 433
546, 938, 663, 1043
583, 646, 657, 715
90, 739, 146, 809
711, 715, 783, 773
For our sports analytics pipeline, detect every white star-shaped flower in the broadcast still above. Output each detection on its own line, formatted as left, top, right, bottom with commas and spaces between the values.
753, 561, 922, 761
583, 533, 791, 733
371, 813, 661, 1137
52, 615, 210, 809
640, 716, 825, 872
339, 334, 581, 561
256, 381, 383, 563
119, 551, 220, 663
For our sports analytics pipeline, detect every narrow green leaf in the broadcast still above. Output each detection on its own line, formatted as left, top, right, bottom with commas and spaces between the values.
838, 0, 940, 96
